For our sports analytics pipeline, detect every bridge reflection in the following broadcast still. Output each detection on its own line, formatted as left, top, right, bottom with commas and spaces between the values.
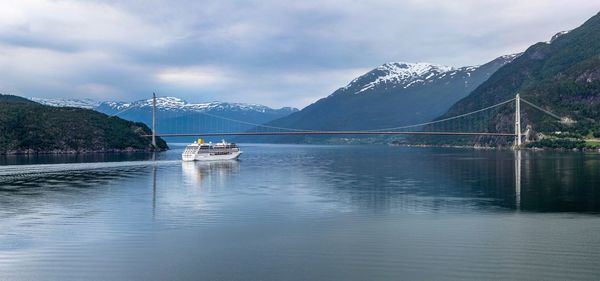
277, 146, 600, 213
515, 150, 521, 210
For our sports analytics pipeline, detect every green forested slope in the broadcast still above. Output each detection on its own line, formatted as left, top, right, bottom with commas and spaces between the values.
420, 12, 600, 147
0, 94, 167, 154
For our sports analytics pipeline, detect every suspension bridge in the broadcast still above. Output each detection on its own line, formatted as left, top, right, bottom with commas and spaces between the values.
118, 93, 563, 148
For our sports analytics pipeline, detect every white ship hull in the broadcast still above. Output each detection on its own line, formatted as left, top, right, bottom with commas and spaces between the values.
182, 139, 242, 162
182, 151, 242, 161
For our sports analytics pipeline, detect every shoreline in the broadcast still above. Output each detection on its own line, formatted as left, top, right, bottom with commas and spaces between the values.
2, 142, 599, 155
393, 143, 600, 152
1, 147, 168, 155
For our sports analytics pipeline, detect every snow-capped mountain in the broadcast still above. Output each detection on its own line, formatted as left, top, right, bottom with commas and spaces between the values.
97, 97, 298, 142
255, 54, 520, 143
342, 62, 456, 94
29, 96, 297, 116
337, 55, 521, 98
98, 96, 293, 114
27, 96, 298, 142
29, 97, 100, 109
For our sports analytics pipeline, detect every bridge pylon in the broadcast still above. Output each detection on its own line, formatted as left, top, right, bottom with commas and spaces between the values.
152, 92, 157, 148
514, 93, 522, 150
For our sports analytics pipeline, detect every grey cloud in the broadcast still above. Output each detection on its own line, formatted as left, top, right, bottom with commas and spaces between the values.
0, 0, 599, 108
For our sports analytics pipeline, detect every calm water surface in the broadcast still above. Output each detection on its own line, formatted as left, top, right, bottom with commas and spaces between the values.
1, 144, 600, 280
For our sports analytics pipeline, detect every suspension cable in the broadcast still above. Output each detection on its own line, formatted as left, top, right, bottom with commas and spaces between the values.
360, 98, 516, 132
192, 110, 315, 132
519, 97, 562, 120
146, 95, 524, 133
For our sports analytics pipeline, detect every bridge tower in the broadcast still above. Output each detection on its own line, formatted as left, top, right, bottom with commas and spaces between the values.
514, 93, 522, 149
152, 92, 157, 148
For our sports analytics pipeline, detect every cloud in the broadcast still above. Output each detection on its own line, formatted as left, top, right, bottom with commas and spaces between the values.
156, 66, 231, 87
0, 0, 599, 108
0, 0, 166, 52
77, 83, 123, 97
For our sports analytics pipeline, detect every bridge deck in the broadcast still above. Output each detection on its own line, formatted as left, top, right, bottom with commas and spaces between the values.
145, 131, 516, 137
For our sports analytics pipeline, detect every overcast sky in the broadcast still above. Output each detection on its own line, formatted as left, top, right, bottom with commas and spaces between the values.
0, 0, 599, 108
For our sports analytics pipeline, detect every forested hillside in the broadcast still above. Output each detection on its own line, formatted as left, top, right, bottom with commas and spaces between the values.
418, 12, 600, 148
0, 94, 167, 154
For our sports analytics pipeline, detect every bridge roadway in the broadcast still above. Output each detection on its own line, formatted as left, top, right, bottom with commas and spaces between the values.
144, 131, 516, 137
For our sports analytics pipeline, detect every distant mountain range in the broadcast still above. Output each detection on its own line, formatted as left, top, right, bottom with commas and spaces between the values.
31, 96, 297, 116
93, 96, 297, 114
420, 11, 600, 148
29, 96, 299, 142
29, 97, 101, 109
253, 54, 519, 143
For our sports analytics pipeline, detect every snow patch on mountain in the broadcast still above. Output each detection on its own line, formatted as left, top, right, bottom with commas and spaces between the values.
100, 97, 297, 113
339, 54, 521, 96
548, 30, 571, 43
343, 62, 458, 94
29, 96, 297, 114
29, 97, 101, 109
498, 53, 522, 61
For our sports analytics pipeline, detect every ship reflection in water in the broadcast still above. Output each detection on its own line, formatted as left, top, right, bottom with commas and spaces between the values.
180, 160, 240, 187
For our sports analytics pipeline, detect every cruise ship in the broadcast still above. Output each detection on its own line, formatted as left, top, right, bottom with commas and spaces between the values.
182, 139, 242, 161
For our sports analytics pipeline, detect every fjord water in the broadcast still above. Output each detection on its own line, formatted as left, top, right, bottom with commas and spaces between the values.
1, 145, 600, 280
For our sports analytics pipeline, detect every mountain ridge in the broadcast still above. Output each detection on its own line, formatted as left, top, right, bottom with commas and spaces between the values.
251, 53, 520, 143
30, 96, 298, 114
27, 96, 298, 142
